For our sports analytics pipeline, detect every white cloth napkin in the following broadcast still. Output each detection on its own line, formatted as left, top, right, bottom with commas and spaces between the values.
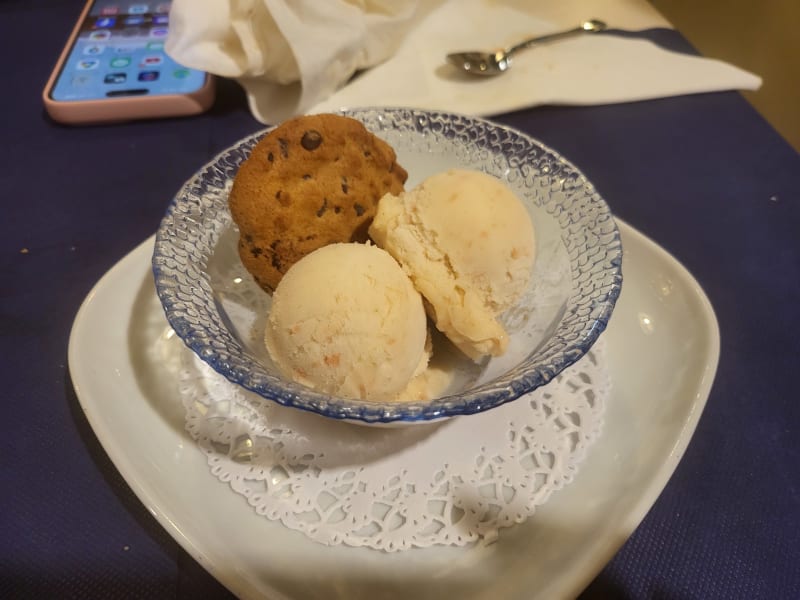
167, 0, 761, 124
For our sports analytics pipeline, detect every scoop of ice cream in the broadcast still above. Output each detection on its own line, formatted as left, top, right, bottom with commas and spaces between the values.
264, 242, 429, 401
369, 168, 535, 361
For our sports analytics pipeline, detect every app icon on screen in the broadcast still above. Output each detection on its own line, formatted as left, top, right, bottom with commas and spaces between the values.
173, 68, 190, 79
129, 4, 148, 14
146, 41, 164, 51
139, 55, 163, 67
153, 14, 169, 25
114, 45, 137, 54
150, 28, 168, 38
76, 59, 100, 71
71, 74, 93, 87
83, 45, 105, 56
124, 15, 145, 26
104, 73, 127, 84
94, 17, 116, 28
88, 30, 111, 41
138, 70, 160, 82
101, 6, 120, 15
110, 56, 132, 68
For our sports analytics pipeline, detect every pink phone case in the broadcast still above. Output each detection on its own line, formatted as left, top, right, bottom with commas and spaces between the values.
43, 1, 215, 125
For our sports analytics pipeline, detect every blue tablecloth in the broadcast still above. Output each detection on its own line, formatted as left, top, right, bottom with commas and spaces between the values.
2, 2, 799, 598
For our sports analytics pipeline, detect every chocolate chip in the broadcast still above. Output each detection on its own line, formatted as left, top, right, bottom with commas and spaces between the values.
364, 150, 371, 157
301, 130, 322, 151
250, 246, 263, 257
267, 152, 274, 162
244, 233, 253, 243
341, 177, 348, 194
316, 198, 328, 217
334, 206, 342, 214
302, 174, 312, 180
278, 138, 289, 158
269, 240, 282, 270
354, 203, 366, 217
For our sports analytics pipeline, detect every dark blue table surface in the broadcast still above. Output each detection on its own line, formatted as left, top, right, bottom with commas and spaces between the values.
2, 2, 799, 598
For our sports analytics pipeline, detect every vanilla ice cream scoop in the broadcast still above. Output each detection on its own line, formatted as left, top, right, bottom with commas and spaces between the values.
369, 169, 535, 361
264, 243, 429, 402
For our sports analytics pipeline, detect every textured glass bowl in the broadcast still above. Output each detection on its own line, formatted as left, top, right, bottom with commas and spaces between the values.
153, 108, 622, 424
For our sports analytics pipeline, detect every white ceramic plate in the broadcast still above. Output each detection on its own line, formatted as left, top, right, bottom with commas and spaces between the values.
69, 219, 719, 599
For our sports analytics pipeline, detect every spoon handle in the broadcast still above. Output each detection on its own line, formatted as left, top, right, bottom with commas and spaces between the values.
506, 19, 608, 56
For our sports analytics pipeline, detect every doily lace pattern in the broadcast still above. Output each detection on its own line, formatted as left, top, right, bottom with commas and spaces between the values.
179, 338, 608, 552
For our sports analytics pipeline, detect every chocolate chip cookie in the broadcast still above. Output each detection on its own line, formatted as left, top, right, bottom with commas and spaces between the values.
229, 113, 408, 292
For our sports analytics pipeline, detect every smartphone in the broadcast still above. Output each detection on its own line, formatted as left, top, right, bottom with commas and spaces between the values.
43, 0, 214, 125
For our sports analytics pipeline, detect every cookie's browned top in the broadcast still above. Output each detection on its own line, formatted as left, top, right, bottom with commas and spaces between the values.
229, 113, 408, 292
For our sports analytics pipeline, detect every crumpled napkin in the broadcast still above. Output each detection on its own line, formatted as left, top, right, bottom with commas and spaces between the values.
167, 0, 761, 124
166, 0, 418, 122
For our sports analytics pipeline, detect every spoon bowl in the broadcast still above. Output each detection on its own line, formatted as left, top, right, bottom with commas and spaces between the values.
447, 19, 608, 77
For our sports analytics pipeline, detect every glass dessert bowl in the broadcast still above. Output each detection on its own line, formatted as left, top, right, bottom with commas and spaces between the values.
152, 107, 622, 424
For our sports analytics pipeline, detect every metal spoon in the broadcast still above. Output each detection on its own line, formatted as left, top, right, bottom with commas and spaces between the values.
446, 19, 608, 76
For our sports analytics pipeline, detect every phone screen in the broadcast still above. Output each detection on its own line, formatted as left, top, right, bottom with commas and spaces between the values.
49, 1, 207, 102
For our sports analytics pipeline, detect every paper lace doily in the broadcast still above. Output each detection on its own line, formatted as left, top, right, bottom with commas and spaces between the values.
178, 338, 608, 552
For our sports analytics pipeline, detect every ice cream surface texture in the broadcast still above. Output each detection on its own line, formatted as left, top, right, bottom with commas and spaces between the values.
369, 169, 536, 361
264, 243, 429, 402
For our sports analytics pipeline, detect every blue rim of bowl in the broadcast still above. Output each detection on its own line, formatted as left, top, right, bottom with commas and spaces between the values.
153, 107, 623, 424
